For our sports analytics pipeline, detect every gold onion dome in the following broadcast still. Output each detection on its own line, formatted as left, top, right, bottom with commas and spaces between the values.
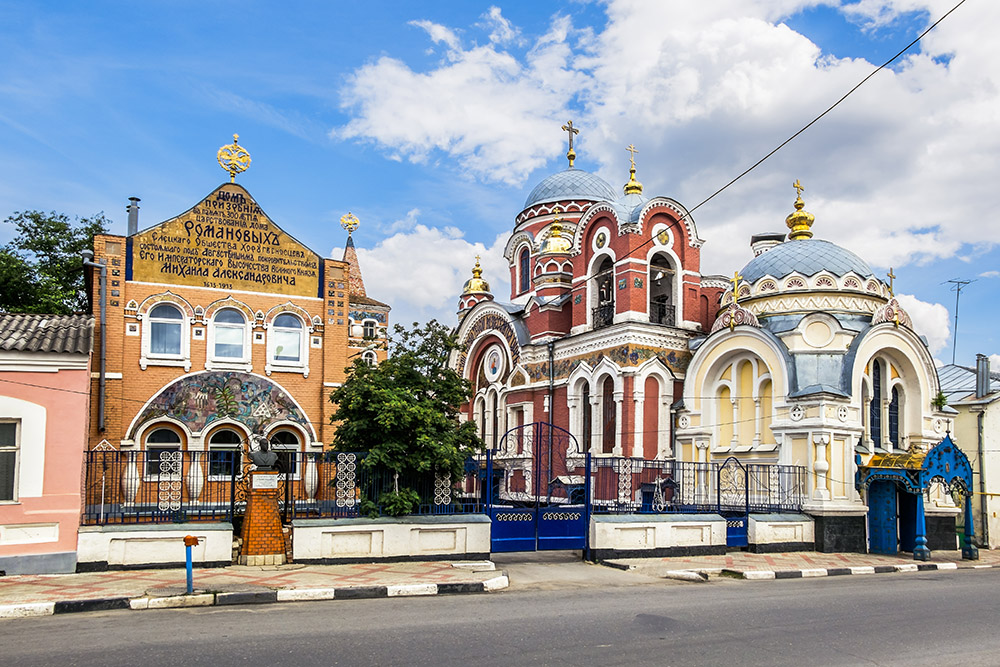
786, 179, 815, 241
541, 208, 572, 254
462, 256, 491, 294
623, 143, 643, 195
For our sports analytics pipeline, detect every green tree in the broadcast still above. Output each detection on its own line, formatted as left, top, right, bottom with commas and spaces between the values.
330, 320, 482, 515
0, 210, 110, 314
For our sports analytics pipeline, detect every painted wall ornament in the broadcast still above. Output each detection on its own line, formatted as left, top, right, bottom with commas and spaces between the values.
133, 371, 310, 438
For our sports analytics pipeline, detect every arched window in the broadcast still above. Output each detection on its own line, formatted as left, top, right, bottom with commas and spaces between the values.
713, 356, 774, 452
648, 254, 675, 326
270, 430, 301, 477
601, 376, 616, 454
582, 383, 592, 453
145, 427, 181, 477
208, 429, 242, 478
519, 248, 530, 294
362, 350, 377, 366
149, 304, 183, 356
889, 386, 900, 449
271, 313, 303, 363
870, 361, 883, 448
592, 256, 615, 329
362, 320, 377, 339
211, 309, 248, 362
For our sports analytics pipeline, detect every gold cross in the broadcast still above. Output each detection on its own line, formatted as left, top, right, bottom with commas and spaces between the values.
731, 270, 743, 306
793, 179, 804, 198
561, 121, 579, 152
887, 267, 895, 296
626, 143, 638, 169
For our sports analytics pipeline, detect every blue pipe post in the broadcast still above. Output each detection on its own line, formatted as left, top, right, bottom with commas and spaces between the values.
183, 535, 199, 593
963, 492, 980, 560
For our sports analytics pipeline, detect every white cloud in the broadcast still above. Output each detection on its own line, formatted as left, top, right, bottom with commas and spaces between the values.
990, 353, 1000, 370
337, 0, 1000, 318
896, 293, 950, 355
479, 6, 521, 45
332, 218, 510, 328
979, 270, 999, 279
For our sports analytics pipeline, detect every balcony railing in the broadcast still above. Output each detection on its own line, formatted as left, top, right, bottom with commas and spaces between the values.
650, 302, 676, 326
592, 303, 615, 329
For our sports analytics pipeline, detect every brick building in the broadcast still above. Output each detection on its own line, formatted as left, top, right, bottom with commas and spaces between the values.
452, 133, 724, 459
85, 138, 388, 472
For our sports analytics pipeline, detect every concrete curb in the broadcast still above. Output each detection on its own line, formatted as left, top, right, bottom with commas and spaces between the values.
0, 573, 510, 619
723, 560, 979, 581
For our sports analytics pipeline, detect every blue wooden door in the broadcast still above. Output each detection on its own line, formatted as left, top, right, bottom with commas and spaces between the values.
868, 480, 898, 554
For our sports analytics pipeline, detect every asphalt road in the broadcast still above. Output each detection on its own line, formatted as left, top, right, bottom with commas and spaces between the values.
3, 566, 1000, 666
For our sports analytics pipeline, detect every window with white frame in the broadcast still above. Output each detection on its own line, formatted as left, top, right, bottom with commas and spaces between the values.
149, 304, 184, 356
270, 430, 301, 477
362, 319, 377, 340
210, 308, 249, 364
140, 302, 190, 370
362, 350, 377, 366
271, 313, 304, 364
208, 429, 243, 478
145, 427, 181, 477
0, 421, 19, 502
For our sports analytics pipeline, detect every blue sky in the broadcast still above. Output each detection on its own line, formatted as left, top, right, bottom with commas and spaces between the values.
1, 1, 997, 368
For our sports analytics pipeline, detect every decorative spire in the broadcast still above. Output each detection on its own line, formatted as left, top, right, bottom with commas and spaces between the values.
217, 134, 251, 183
540, 207, 572, 255
785, 179, 815, 240
623, 143, 643, 195
561, 120, 580, 168
729, 269, 743, 331
340, 212, 366, 296
462, 256, 491, 294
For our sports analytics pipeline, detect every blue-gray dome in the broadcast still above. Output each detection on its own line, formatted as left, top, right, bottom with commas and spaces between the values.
523, 168, 617, 209
611, 192, 649, 223
741, 239, 875, 284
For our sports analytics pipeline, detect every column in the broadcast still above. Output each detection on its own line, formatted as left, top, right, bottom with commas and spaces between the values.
633, 396, 645, 459
913, 490, 930, 561
613, 390, 624, 457
812, 433, 831, 501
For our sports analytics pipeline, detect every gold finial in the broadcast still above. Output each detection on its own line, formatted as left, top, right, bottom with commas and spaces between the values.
217, 133, 251, 183
462, 255, 491, 294
887, 267, 896, 296
623, 143, 643, 195
561, 121, 580, 168
541, 206, 572, 254
340, 212, 360, 235
785, 179, 815, 240
729, 270, 743, 331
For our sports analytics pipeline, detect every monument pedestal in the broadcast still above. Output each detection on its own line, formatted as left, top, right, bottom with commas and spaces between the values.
240, 470, 286, 566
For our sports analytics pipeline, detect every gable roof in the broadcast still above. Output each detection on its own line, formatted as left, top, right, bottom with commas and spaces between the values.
0, 314, 94, 354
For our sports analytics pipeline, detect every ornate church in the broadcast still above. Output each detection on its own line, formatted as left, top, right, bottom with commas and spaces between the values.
453, 127, 725, 459
453, 127, 956, 553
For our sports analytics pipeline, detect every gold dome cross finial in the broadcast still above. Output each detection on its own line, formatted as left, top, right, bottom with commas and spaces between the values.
729, 270, 744, 331
340, 212, 360, 235
217, 133, 251, 182
786, 178, 815, 240
624, 143, 643, 195
561, 120, 580, 168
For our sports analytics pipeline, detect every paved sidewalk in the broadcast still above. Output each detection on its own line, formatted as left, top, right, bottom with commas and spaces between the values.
0, 560, 507, 619
604, 548, 1000, 580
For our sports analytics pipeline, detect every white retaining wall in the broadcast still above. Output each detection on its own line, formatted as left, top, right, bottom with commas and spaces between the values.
77, 523, 233, 568
589, 514, 728, 558
748, 513, 815, 547
293, 515, 491, 562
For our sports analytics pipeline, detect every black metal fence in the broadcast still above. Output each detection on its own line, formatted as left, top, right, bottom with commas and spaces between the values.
81, 450, 484, 526
590, 457, 807, 514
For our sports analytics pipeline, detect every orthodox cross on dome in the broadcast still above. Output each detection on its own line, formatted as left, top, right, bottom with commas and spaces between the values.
731, 270, 743, 306
887, 267, 896, 296
785, 178, 815, 241
340, 212, 360, 236
624, 143, 643, 195
217, 134, 251, 183
561, 120, 580, 168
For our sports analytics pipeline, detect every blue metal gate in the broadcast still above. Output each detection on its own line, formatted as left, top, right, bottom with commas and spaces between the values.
868, 480, 898, 554
487, 422, 591, 552
718, 457, 749, 547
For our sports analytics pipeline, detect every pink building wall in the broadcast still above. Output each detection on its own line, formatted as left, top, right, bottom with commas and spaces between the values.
0, 363, 91, 574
